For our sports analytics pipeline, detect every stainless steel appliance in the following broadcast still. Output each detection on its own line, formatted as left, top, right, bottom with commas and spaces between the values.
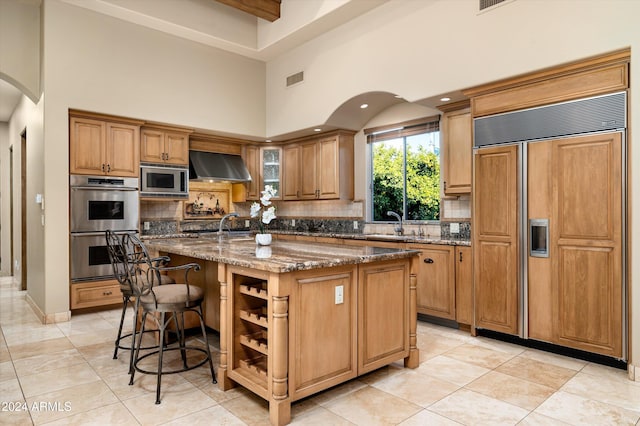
70, 175, 139, 281
140, 164, 188, 198
473, 91, 627, 360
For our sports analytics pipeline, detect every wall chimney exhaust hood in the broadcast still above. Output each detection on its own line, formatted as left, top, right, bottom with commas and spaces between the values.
189, 150, 252, 183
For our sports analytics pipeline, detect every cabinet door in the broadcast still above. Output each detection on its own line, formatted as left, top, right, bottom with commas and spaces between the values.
552, 133, 623, 358
140, 128, 165, 163
318, 136, 340, 199
70, 116, 106, 175
244, 145, 260, 200
414, 245, 455, 320
164, 132, 189, 165
261, 147, 281, 199
358, 260, 410, 374
282, 145, 301, 200
106, 122, 140, 177
473, 145, 519, 335
300, 141, 318, 199
442, 110, 472, 195
455, 246, 473, 325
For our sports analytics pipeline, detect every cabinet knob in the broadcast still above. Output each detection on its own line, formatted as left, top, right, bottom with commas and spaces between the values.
103, 291, 112, 296
107, 164, 111, 173
424, 258, 434, 264
101, 164, 105, 172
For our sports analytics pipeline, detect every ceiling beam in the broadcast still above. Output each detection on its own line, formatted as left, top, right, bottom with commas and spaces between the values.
214, 0, 281, 22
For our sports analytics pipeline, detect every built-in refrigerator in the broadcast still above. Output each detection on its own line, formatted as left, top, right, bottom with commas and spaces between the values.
472, 91, 627, 361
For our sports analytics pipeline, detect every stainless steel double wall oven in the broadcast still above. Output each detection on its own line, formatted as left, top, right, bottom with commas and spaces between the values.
70, 175, 139, 281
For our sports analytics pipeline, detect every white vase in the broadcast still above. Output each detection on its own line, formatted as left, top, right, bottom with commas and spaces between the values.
255, 246, 272, 258
255, 233, 272, 246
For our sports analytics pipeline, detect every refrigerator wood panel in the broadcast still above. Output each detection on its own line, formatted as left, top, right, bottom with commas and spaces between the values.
527, 141, 554, 342
473, 145, 520, 335
552, 133, 623, 358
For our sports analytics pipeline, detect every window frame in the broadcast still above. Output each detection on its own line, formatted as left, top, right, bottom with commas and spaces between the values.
366, 115, 440, 223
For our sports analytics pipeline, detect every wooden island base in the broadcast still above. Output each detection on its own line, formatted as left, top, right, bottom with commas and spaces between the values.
147, 237, 419, 426
217, 258, 419, 426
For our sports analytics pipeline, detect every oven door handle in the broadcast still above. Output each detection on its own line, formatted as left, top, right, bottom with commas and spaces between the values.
71, 186, 138, 191
71, 231, 137, 238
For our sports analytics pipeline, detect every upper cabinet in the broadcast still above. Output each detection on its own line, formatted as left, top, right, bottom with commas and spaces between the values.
283, 130, 355, 201
141, 126, 191, 166
70, 113, 141, 177
439, 101, 472, 195
242, 146, 282, 201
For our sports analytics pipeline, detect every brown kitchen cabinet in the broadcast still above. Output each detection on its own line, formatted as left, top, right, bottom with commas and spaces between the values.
454, 246, 473, 325
409, 244, 456, 320
440, 103, 472, 195
70, 114, 141, 177
70, 279, 121, 310
282, 130, 355, 201
242, 145, 282, 200
140, 126, 190, 166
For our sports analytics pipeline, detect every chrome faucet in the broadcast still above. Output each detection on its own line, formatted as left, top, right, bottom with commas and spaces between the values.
386, 211, 403, 236
219, 212, 239, 234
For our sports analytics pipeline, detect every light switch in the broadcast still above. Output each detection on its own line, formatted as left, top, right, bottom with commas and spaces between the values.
353, 221, 359, 230
245, 220, 250, 227
335, 285, 344, 304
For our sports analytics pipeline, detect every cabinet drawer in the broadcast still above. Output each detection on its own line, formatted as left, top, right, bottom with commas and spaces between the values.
70, 280, 121, 309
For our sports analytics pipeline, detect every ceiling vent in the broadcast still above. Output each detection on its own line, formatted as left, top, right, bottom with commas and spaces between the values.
479, 0, 506, 11
286, 71, 304, 87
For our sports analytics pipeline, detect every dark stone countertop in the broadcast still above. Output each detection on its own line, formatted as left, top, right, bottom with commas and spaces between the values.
145, 236, 420, 274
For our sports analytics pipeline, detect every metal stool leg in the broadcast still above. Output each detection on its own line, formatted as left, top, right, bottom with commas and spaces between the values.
113, 295, 129, 360
155, 312, 166, 405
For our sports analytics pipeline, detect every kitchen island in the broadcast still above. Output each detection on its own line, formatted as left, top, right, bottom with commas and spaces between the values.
145, 236, 420, 426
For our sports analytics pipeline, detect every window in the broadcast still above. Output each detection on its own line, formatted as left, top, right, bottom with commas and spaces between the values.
367, 116, 440, 222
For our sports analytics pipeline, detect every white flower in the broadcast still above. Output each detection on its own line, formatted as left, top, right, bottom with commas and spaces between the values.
250, 202, 261, 218
262, 206, 276, 225
260, 194, 272, 206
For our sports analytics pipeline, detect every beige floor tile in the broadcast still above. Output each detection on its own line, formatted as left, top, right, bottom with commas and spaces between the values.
13, 348, 86, 377
443, 343, 516, 369
3, 325, 66, 347
65, 331, 115, 348
197, 379, 253, 404
416, 355, 490, 386
26, 380, 118, 425
56, 316, 116, 336
0, 345, 11, 363
40, 402, 139, 425
0, 377, 25, 402
322, 386, 422, 426
290, 406, 354, 425
416, 333, 464, 363
560, 370, 640, 413
398, 409, 463, 426
496, 356, 577, 389
310, 379, 368, 406
535, 390, 640, 425
372, 369, 459, 407
0, 360, 17, 382
7, 337, 74, 361
580, 361, 631, 379
518, 411, 572, 425
123, 381, 215, 424
220, 391, 270, 425
357, 363, 406, 385
162, 404, 247, 425
429, 388, 529, 425
18, 362, 100, 398
519, 348, 588, 372
466, 370, 555, 410
0, 406, 33, 425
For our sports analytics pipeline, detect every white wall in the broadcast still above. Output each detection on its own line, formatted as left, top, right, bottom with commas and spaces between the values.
0, 0, 41, 102
265, 0, 640, 369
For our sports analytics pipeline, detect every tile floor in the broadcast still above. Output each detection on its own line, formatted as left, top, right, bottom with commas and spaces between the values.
1, 275, 639, 425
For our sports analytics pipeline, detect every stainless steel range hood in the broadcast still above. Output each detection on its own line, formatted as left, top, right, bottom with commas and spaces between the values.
189, 151, 252, 183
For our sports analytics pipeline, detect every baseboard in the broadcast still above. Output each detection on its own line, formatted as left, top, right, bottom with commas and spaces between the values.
629, 364, 638, 381
25, 293, 71, 324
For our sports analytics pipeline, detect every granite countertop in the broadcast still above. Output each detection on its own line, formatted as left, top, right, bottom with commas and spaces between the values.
145, 236, 420, 273
142, 231, 471, 246
269, 230, 472, 246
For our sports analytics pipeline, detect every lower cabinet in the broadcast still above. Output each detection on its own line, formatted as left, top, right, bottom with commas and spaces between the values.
455, 246, 473, 326
410, 244, 456, 320
70, 280, 122, 310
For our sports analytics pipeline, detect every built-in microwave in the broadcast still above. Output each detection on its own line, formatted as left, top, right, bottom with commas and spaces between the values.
140, 164, 189, 198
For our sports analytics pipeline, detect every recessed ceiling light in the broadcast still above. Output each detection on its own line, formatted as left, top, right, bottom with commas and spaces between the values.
314, 128, 322, 132
440, 97, 451, 102
265, 139, 272, 143
360, 103, 368, 109
394, 95, 402, 98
